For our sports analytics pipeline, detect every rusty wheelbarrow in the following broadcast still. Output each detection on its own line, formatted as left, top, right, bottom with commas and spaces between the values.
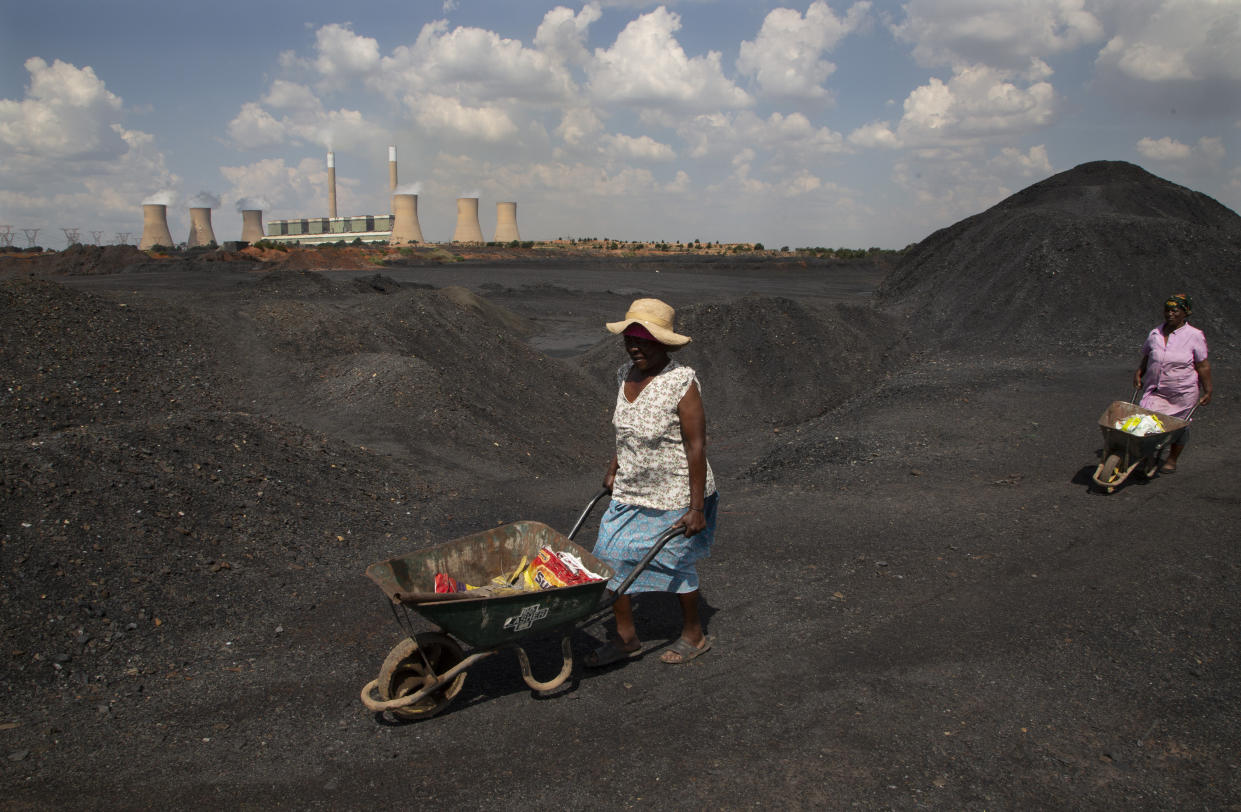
1091, 396, 1192, 493
359, 490, 683, 720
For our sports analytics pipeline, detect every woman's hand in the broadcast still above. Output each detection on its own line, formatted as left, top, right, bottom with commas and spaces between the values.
1196, 359, 1213, 406
1132, 369, 1144, 389
676, 508, 706, 537
602, 455, 619, 493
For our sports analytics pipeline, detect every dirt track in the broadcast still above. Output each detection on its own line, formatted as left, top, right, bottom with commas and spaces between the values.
3, 162, 1240, 809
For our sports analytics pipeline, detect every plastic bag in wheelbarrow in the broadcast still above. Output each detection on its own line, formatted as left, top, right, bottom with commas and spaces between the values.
365, 520, 615, 648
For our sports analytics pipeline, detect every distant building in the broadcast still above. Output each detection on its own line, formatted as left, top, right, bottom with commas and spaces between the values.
264, 214, 394, 246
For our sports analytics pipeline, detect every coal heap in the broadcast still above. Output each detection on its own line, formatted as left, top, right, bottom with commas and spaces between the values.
576, 296, 902, 435
878, 161, 1241, 357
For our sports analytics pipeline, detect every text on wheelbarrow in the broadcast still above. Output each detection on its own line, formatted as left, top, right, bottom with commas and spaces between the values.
503, 603, 549, 632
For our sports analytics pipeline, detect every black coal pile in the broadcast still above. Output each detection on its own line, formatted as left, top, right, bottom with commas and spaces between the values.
230, 274, 609, 477
578, 296, 902, 437
878, 161, 1241, 357
0, 270, 610, 703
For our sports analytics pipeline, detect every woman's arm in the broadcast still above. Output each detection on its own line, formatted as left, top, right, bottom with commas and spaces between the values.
676, 382, 708, 536
1195, 359, 1213, 406
603, 454, 619, 492
1132, 352, 1149, 390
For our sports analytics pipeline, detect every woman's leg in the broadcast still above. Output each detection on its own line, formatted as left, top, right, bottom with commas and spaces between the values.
659, 590, 711, 663
611, 594, 641, 649
1162, 443, 1185, 471
677, 590, 704, 646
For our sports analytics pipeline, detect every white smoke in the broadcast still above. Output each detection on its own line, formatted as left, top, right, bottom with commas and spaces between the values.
459, 190, 480, 199
394, 183, 422, 196
235, 196, 270, 212
188, 191, 220, 209
142, 190, 176, 206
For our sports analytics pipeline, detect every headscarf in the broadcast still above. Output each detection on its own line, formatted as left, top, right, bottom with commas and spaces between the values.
1164, 294, 1192, 313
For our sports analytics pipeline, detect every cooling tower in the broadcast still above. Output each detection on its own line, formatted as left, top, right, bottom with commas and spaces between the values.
452, 197, 483, 243
240, 209, 265, 243
493, 201, 520, 242
139, 204, 174, 250
390, 194, 424, 244
388, 145, 398, 193
327, 151, 337, 219
187, 207, 216, 248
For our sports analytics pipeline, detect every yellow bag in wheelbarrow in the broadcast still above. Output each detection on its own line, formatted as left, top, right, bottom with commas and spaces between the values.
1117, 413, 1164, 436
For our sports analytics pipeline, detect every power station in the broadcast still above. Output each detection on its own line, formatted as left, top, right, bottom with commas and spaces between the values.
137, 145, 523, 248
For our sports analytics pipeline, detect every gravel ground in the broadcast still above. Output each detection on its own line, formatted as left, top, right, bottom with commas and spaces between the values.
2, 162, 1239, 810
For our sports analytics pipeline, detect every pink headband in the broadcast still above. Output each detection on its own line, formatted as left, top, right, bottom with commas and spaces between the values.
623, 323, 657, 341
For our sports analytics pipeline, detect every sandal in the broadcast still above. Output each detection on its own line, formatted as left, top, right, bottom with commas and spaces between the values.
659, 636, 712, 665
584, 639, 643, 668
1159, 463, 1177, 474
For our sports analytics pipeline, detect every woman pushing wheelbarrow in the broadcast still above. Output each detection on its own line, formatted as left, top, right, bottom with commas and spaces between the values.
1131, 293, 1212, 474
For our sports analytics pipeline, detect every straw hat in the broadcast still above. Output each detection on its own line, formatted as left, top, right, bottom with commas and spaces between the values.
605, 298, 691, 347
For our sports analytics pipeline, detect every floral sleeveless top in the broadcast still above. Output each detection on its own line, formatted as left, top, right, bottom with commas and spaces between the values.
612, 358, 716, 510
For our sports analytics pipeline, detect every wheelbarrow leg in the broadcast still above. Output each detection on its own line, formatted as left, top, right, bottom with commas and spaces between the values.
509, 634, 574, 694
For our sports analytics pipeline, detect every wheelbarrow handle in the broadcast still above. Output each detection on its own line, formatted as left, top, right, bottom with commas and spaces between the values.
1128, 387, 1200, 424
610, 524, 686, 600
566, 488, 611, 541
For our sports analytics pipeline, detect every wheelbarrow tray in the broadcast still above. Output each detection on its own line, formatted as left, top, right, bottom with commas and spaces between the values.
365, 520, 614, 649
1098, 400, 1188, 459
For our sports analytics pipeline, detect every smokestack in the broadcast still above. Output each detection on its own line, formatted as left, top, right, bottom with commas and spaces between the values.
187, 208, 216, 247
493, 202, 520, 242
139, 204, 174, 250
452, 197, 483, 243
240, 209, 265, 243
327, 151, 337, 219
390, 194, 424, 244
388, 146, 398, 194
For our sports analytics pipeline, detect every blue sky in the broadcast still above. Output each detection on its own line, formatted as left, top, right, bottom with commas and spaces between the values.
2, 0, 1238, 248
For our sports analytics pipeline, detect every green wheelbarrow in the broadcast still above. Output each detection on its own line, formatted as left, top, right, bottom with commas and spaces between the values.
359, 491, 683, 720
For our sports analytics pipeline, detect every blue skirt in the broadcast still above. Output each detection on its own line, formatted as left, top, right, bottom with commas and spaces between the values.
592, 492, 719, 594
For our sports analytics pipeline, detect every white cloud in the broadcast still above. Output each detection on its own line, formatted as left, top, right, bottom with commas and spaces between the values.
409, 93, 519, 141
1136, 135, 1227, 167
313, 23, 382, 86
678, 111, 847, 160
600, 133, 675, 161
989, 144, 1053, 175
588, 7, 752, 111
263, 80, 323, 113
0, 58, 177, 240
381, 20, 576, 105
850, 64, 1056, 148
848, 120, 901, 148
1095, 0, 1241, 82
228, 78, 378, 151
555, 107, 604, 146
737, 1, 871, 99
1136, 135, 1193, 160
891, 146, 1019, 225
227, 102, 287, 149
534, 3, 602, 66
220, 156, 358, 219
0, 57, 124, 158
892, 0, 1104, 73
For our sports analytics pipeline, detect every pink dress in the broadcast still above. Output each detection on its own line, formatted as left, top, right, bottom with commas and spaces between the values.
1138, 322, 1208, 418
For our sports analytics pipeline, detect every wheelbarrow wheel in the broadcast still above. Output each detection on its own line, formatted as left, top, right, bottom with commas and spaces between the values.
1092, 452, 1123, 493
378, 632, 467, 720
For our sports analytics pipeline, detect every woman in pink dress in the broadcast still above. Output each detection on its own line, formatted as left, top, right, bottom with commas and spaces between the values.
1132, 294, 1214, 473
